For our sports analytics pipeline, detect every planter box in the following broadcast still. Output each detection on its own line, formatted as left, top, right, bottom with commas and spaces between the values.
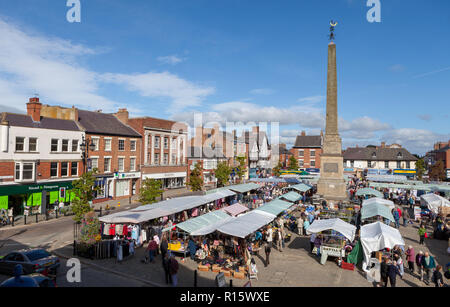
198, 265, 209, 272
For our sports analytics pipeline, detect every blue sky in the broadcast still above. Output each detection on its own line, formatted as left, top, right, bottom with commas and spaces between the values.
0, 0, 449, 154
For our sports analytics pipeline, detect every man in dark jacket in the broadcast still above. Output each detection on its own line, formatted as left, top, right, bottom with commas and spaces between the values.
162, 253, 172, 284
379, 257, 389, 287
388, 261, 402, 287
160, 236, 169, 261
169, 256, 179, 287
264, 242, 271, 267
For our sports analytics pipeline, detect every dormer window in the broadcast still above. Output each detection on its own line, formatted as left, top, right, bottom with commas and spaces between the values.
371, 152, 377, 159
397, 152, 403, 159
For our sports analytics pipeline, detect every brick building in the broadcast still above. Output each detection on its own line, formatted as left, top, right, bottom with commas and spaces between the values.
41, 106, 142, 202
127, 115, 188, 193
187, 147, 227, 189
289, 131, 323, 172
0, 98, 84, 215
425, 140, 450, 180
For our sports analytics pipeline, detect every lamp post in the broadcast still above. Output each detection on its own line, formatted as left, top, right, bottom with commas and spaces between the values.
80, 135, 96, 173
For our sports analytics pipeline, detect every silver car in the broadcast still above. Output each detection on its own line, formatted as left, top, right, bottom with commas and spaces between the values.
0, 249, 60, 276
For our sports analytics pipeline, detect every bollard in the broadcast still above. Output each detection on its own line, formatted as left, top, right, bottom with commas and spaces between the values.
99, 207, 102, 217
24, 215, 26, 225
230, 279, 233, 287
73, 240, 76, 256
194, 269, 198, 287
11, 216, 14, 227
56, 209, 58, 219
36, 214, 38, 224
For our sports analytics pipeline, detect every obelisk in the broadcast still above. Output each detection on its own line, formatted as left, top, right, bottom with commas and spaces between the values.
317, 23, 347, 202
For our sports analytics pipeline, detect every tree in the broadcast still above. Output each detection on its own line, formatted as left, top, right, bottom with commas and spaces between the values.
188, 163, 204, 191
429, 160, 446, 181
288, 156, 299, 170
139, 178, 163, 205
273, 161, 283, 177
71, 170, 101, 223
415, 158, 426, 180
235, 155, 247, 182
215, 161, 232, 187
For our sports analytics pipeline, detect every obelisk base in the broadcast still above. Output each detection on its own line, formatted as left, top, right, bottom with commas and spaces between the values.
317, 154, 348, 202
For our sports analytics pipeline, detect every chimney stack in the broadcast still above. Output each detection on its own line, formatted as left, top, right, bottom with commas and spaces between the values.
252, 126, 260, 134
381, 142, 386, 148
114, 108, 129, 124
27, 97, 42, 122
301, 131, 306, 136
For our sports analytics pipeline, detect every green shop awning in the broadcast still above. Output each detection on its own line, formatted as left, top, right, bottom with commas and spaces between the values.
0, 181, 74, 196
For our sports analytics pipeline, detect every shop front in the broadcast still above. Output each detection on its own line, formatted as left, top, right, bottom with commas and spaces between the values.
114, 172, 141, 198
0, 181, 75, 216
142, 172, 185, 190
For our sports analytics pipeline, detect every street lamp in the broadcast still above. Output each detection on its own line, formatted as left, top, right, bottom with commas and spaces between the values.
80, 135, 96, 173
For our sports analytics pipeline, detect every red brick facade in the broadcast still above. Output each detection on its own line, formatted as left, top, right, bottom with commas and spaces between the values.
289, 147, 322, 169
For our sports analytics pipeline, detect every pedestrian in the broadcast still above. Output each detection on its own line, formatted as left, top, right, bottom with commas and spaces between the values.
379, 257, 389, 287
266, 226, 273, 247
393, 208, 400, 229
394, 254, 404, 277
309, 232, 317, 253
297, 218, 304, 236
264, 241, 271, 267
416, 251, 424, 280
402, 206, 408, 227
169, 255, 179, 287
313, 234, 323, 257
432, 265, 445, 287
188, 237, 197, 260
129, 239, 135, 256
276, 229, 283, 252
387, 260, 402, 287
160, 235, 169, 261
303, 219, 310, 234
146, 238, 158, 263
153, 234, 160, 255
405, 245, 415, 273
418, 224, 427, 245
162, 253, 172, 285
59, 201, 64, 215
421, 252, 436, 285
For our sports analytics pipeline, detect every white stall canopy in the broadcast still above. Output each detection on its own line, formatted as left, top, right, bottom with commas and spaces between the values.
420, 193, 450, 214
217, 210, 276, 238
362, 197, 395, 210
306, 218, 357, 241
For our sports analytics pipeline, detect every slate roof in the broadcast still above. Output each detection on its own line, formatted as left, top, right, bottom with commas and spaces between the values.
343, 147, 418, 161
293, 135, 322, 148
77, 110, 141, 137
2, 113, 81, 131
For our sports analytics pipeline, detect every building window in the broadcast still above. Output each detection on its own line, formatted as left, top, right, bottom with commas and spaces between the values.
385, 161, 389, 169
311, 160, 316, 167
130, 157, 136, 171
299, 160, 304, 167
15, 164, 20, 180
51, 162, 58, 177
172, 154, 176, 165
29, 138, 37, 152
92, 138, 99, 151
51, 139, 58, 152
130, 140, 136, 151
406, 161, 410, 169
311, 150, 315, 157
104, 139, 112, 151
299, 150, 304, 157
104, 158, 111, 173
397, 152, 403, 159
164, 154, 169, 165
118, 158, 125, 172
71, 162, 78, 176
62, 140, 69, 152
61, 162, 69, 177
155, 136, 160, 148
350, 160, 354, 167
72, 140, 78, 152
397, 161, 401, 169
154, 153, 160, 165
372, 152, 377, 159
22, 163, 34, 180
15, 137, 25, 152
164, 137, 169, 149
118, 140, 125, 151
91, 158, 99, 170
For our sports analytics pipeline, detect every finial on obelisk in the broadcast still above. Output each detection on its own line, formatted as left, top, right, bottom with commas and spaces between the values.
329, 20, 338, 42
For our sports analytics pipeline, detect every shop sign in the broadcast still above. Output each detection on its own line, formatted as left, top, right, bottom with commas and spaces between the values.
344, 168, 355, 172
393, 169, 416, 175
447, 169, 450, 179
306, 168, 320, 173
115, 172, 141, 179
321, 246, 344, 257
0, 181, 74, 196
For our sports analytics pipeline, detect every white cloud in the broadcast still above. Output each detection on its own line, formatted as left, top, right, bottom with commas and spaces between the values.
0, 18, 213, 113
389, 64, 405, 72
417, 114, 432, 121
381, 128, 450, 155
249, 88, 275, 95
157, 55, 184, 65
297, 95, 325, 104
413, 66, 450, 79
340, 116, 391, 132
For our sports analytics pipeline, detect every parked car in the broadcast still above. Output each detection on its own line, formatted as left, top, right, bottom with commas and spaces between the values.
0, 249, 60, 276
29, 273, 57, 287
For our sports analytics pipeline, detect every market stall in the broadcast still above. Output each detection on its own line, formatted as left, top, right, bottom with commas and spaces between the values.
420, 193, 450, 214
222, 203, 249, 217
279, 191, 302, 203
360, 201, 395, 225
360, 221, 405, 272
355, 188, 383, 198
361, 197, 395, 210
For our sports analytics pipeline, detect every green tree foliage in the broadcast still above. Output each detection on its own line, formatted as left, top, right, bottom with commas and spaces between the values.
71, 170, 100, 223
79, 213, 101, 245
430, 160, 446, 181
188, 163, 204, 191
215, 161, 232, 187
235, 155, 247, 182
139, 178, 163, 205
273, 161, 283, 177
415, 158, 426, 180
288, 155, 299, 170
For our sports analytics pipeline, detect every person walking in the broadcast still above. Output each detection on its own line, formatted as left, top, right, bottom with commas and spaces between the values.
387, 260, 402, 287
418, 225, 427, 245
421, 252, 436, 285
394, 254, 404, 277
160, 236, 169, 261
379, 257, 389, 287
264, 241, 271, 267
169, 255, 179, 287
188, 237, 197, 260
393, 208, 400, 229
405, 245, 415, 273
297, 218, 304, 236
309, 233, 317, 253
146, 238, 158, 263
432, 265, 445, 287
162, 253, 172, 285
276, 229, 283, 252
402, 206, 408, 227
416, 251, 424, 279
266, 226, 273, 248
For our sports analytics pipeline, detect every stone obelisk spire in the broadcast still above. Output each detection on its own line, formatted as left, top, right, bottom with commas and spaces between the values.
317, 24, 347, 202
